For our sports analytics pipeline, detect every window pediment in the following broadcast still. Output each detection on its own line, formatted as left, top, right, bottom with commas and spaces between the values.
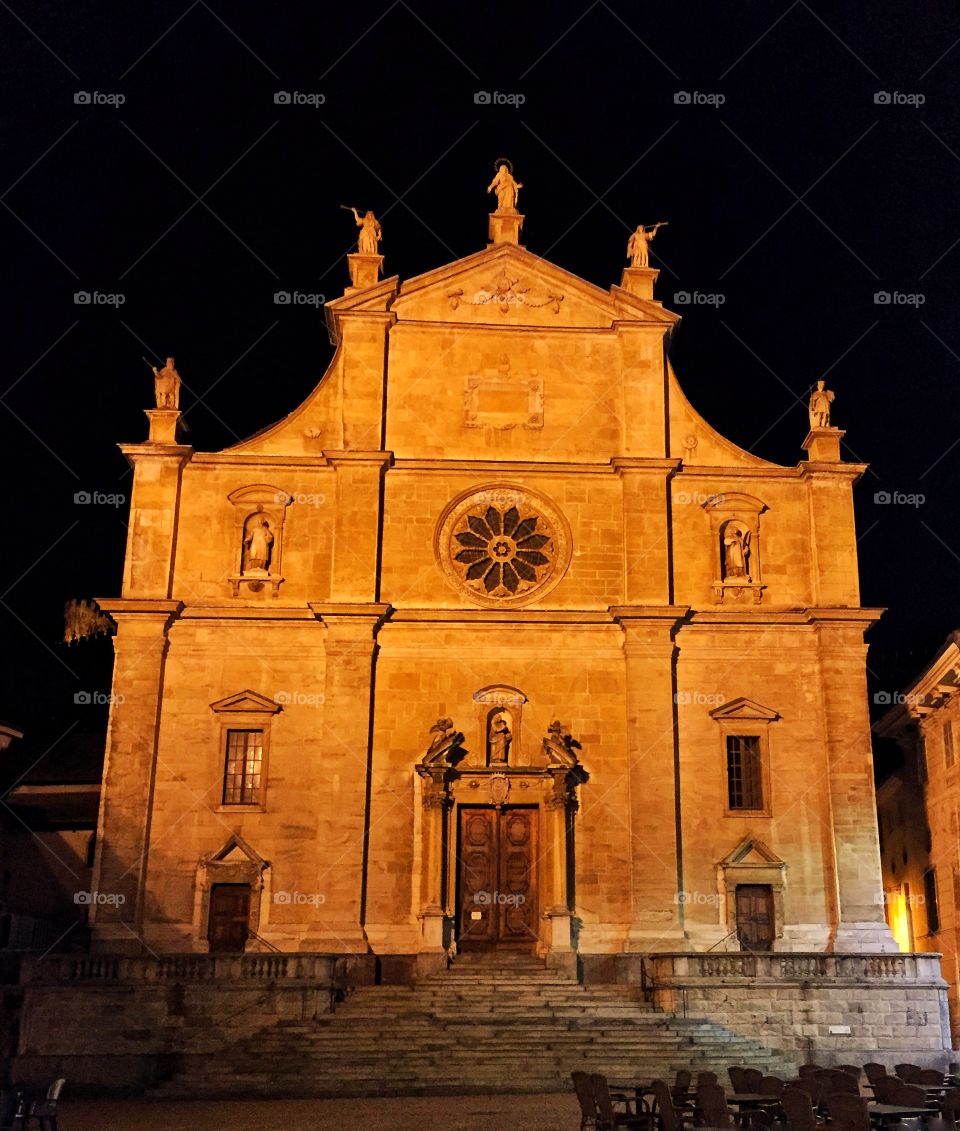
210, 690, 282, 715
710, 696, 780, 723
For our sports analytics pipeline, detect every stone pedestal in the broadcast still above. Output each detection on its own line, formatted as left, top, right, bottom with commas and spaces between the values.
803, 427, 845, 462
145, 408, 180, 444
488, 211, 523, 245
620, 267, 659, 301
347, 253, 383, 291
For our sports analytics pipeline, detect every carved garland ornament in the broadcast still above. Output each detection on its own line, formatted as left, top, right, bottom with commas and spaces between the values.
435, 485, 572, 607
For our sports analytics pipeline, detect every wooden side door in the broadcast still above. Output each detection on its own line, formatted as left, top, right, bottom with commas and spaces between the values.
735, 884, 774, 951
458, 807, 538, 951
207, 883, 251, 953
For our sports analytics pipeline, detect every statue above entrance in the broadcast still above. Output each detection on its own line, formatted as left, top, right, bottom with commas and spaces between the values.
487, 158, 522, 214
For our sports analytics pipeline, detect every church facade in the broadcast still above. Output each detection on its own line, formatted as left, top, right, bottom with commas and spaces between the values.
89, 172, 896, 972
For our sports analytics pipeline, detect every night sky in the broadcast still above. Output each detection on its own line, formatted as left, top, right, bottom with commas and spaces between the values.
3, 2, 958, 779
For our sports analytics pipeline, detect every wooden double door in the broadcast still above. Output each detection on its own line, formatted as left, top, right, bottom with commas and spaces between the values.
458, 806, 539, 950
207, 883, 251, 953
735, 884, 775, 951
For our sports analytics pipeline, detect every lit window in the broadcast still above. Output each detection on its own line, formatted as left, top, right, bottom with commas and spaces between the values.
223, 729, 264, 805
727, 735, 763, 810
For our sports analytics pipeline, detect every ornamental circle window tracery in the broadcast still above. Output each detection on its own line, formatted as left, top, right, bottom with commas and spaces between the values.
435, 485, 572, 607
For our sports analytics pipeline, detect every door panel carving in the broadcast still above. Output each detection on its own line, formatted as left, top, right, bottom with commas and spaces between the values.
458, 807, 538, 950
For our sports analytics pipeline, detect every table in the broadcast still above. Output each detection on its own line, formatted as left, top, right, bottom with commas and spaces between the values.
727, 1094, 782, 1106
868, 1104, 936, 1124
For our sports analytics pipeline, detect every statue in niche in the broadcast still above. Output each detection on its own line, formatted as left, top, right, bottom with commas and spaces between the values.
487, 710, 512, 765
344, 206, 382, 255
152, 356, 181, 409
242, 507, 275, 574
626, 222, 667, 269
423, 718, 464, 766
543, 720, 581, 768
487, 159, 522, 213
723, 525, 751, 580
808, 379, 835, 429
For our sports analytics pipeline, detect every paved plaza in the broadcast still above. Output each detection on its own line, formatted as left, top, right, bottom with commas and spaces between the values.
64, 1093, 580, 1130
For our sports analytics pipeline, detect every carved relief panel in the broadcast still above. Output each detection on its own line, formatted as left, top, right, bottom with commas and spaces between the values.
463, 354, 543, 433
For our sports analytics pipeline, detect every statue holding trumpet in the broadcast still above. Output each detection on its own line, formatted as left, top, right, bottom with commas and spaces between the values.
626, 221, 668, 269
341, 205, 382, 255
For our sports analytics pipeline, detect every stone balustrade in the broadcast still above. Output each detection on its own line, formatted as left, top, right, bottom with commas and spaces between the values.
646, 951, 945, 985
21, 952, 346, 986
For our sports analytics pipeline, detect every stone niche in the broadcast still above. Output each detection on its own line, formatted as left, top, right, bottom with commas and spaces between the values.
701, 491, 768, 605
471, 684, 528, 767
226, 484, 293, 597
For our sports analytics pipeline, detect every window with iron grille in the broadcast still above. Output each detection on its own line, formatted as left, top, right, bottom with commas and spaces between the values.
222, 729, 264, 805
727, 735, 763, 810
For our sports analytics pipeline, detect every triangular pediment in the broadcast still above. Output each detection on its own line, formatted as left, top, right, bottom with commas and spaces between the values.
720, 835, 785, 867
209, 690, 282, 715
709, 696, 780, 722
202, 832, 269, 868
326, 243, 678, 333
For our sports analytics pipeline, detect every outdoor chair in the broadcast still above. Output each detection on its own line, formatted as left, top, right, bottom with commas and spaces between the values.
759, 1076, 784, 1097
896, 1064, 923, 1083
828, 1071, 861, 1097
671, 1070, 693, 1109
863, 1064, 888, 1086
919, 1069, 947, 1085
827, 1094, 872, 1131
836, 1066, 862, 1080
573, 1071, 600, 1131
892, 1082, 931, 1108
592, 1073, 653, 1130
696, 1083, 733, 1130
941, 1088, 960, 1125
871, 1076, 901, 1104
697, 1072, 719, 1088
729, 1068, 749, 1094
25, 1080, 65, 1131
799, 1064, 825, 1079
743, 1069, 764, 1092
781, 1086, 821, 1131
654, 1078, 691, 1131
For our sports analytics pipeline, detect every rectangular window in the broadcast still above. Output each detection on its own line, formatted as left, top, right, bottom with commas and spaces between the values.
924, 867, 940, 935
222, 729, 264, 805
918, 736, 928, 785
727, 735, 763, 810
945, 721, 955, 769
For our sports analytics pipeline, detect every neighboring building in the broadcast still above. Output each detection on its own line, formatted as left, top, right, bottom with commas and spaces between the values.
85, 177, 898, 969
876, 631, 960, 1040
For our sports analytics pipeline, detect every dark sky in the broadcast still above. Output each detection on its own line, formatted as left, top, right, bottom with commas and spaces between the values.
3, 2, 959, 771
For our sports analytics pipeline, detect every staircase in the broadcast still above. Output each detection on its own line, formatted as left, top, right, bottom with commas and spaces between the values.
153, 952, 794, 1097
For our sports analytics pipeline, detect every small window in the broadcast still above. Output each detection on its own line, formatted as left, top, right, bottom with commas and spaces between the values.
727, 735, 763, 810
924, 867, 940, 934
222, 729, 264, 805
918, 736, 928, 784
946, 721, 955, 769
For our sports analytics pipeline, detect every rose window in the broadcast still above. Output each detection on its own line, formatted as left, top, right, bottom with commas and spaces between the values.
436, 486, 572, 607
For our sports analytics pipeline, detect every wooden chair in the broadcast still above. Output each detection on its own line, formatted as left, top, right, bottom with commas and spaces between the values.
919, 1069, 947, 1085
743, 1069, 764, 1092
781, 1086, 820, 1131
654, 1078, 693, 1131
892, 1082, 931, 1108
729, 1067, 749, 1094
573, 1071, 600, 1131
671, 1070, 693, 1110
829, 1072, 861, 1097
696, 1083, 732, 1130
25, 1080, 64, 1131
871, 1076, 900, 1104
896, 1064, 923, 1084
837, 1066, 862, 1080
799, 1064, 824, 1079
863, 1064, 888, 1086
697, 1072, 719, 1088
827, 1094, 871, 1131
759, 1076, 784, 1097
940, 1087, 960, 1124
592, 1074, 653, 1131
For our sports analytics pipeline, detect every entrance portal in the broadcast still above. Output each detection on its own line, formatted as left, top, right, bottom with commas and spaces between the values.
735, 883, 774, 951
207, 882, 251, 953
458, 806, 539, 950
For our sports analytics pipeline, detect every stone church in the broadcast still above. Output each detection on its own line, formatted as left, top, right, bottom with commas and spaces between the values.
90, 161, 897, 974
